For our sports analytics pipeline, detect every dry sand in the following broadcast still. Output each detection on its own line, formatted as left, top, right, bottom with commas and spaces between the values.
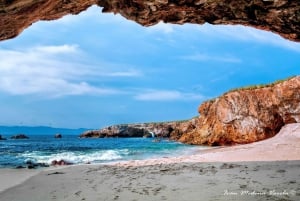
0, 168, 41, 194
1, 123, 300, 201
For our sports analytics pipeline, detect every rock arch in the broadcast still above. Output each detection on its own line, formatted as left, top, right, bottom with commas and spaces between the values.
0, 0, 299, 42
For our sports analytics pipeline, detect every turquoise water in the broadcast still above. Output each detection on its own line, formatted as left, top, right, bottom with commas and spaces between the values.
0, 135, 199, 168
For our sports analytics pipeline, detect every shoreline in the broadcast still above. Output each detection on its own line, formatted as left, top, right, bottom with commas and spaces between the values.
1, 123, 300, 200
105, 123, 300, 166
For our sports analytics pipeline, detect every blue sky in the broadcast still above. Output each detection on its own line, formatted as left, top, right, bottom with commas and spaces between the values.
0, 6, 300, 129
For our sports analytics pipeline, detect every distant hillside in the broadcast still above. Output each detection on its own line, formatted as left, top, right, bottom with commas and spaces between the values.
0, 126, 90, 135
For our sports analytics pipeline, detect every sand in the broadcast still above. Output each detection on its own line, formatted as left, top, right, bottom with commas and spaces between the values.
1, 123, 300, 201
0, 168, 41, 194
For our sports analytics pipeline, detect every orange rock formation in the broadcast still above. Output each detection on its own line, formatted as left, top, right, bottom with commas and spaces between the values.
80, 76, 300, 146
179, 76, 300, 145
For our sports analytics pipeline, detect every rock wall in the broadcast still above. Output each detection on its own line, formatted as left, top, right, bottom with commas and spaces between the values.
0, 0, 98, 41
81, 77, 300, 146
0, 0, 299, 41
80, 119, 197, 139
179, 76, 300, 145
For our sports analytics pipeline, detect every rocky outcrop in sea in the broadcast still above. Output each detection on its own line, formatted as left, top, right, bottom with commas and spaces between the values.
54, 133, 62, 138
0, 135, 7, 140
80, 119, 197, 140
10, 134, 29, 139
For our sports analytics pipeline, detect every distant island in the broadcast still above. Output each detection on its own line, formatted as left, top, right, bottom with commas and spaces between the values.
0, 126, 90, 135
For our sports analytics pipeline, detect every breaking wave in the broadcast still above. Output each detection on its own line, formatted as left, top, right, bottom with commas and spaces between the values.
0, 136, 206, 168
21, 149, 128, 165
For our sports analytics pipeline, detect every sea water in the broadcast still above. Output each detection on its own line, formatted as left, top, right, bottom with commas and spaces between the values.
0, 135, 200, 168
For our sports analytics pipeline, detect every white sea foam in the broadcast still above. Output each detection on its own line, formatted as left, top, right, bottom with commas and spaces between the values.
21, 149, 128, 165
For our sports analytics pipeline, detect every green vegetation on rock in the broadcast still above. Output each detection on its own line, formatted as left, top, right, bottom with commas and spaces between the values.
226, 75, 297, 94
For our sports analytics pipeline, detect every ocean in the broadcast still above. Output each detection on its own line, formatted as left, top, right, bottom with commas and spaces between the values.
0, 135, 200, 168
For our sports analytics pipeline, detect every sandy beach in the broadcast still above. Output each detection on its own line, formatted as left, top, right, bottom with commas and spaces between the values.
1, 123, 300, 201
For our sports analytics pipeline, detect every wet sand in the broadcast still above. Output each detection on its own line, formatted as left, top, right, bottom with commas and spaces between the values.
1, 123, 300, 201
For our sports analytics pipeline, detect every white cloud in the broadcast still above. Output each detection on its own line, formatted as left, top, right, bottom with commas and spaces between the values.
0, 77, 119, 98
33, 44, 79, 54
182, 53, 241, 63
98, 69, 142, 77
134, 89, 204, 101
0, 45, 140, 97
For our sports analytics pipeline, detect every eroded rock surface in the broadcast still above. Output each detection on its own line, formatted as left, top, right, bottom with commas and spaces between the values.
179, 76, 300, 145
0, 0, 299, 41
79, 120, 197, 139
80, 76, 300, 146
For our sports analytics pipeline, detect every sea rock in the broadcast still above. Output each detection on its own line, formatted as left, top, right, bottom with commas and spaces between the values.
51, 160, 73, 166
80, 125, 156, 138
11, 134, 29, 139
0, 135, 7, 140
179, 76, 300, 145
15, 165, 26, 169
0, 1, 299, 42
54, 133, 62, 138
27, 163, 49, 169
25, 159, 49, 169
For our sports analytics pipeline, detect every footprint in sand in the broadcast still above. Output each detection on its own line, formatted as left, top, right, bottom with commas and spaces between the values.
209, 166, 218, 175
91, 185, 97, 191
252, 166, 260, 171
153, 188, 161, 196
220, 163, 240, 169
276, 169, 286, 173
47, 171, 65, 175
50, 190, 57, 200
198, 166, 218, 175
74, 191, 82, 196
251, 180, 261, 185
207, 181, 217, 186
151, 186, 165, 196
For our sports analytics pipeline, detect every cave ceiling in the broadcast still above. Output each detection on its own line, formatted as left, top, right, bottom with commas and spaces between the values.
0, 0, 299, 42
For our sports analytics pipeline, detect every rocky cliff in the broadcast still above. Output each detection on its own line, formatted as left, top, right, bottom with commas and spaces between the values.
80, 76, 300, 146
80, 119, 197, 140
0, 0, 299, 42
179, 76, 300, 145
